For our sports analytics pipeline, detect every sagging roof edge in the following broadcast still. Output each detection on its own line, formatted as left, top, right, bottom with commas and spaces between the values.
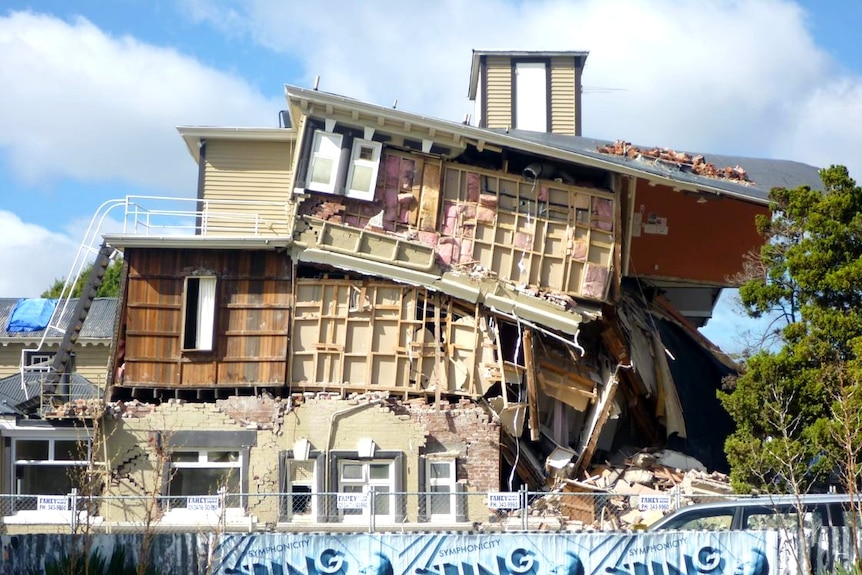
296, 247, 601, 337
284, 85, 816, 206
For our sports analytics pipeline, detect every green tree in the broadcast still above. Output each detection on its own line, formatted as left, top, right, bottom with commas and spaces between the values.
720, 165, 862, 494
41, 257, 123, 299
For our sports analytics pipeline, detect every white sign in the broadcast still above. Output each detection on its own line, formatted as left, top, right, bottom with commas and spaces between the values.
37, 496, 69, 511
187, 496, 220, 511
638, 494, 672, 512
487, 492, 521, 510
337, 493, 368, 510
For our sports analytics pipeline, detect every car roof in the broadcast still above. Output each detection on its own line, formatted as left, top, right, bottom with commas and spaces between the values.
649, 494, 856, 530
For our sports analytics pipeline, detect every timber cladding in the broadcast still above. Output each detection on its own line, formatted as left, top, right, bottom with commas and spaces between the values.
120, 248, 292, 388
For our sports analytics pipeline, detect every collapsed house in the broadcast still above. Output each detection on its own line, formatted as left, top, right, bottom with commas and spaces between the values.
0, 51, 823, 532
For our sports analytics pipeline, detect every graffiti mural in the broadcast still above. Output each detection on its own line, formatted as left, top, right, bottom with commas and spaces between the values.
212, 532, 778, 575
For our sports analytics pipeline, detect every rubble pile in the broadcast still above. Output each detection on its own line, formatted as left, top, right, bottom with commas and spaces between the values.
530, 448, 733, 531
43, 398, 106, 419
596, 140, 751, 183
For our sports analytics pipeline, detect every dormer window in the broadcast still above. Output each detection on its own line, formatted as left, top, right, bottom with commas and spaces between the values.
307, 131, 343, 194
300, 125, 382, 201
345, 139, 382, 200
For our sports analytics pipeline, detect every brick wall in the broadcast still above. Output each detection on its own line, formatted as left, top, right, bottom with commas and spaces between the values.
95, 393, 499, 527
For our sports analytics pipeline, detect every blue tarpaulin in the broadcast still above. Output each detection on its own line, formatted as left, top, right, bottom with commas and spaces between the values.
6, 298, 57, 333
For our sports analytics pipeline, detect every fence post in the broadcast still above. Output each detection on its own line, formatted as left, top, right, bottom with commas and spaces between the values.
521, 485, 528, 531
368, 486, 376, 533
70, 488, 78, 534
219, 487, 227, 533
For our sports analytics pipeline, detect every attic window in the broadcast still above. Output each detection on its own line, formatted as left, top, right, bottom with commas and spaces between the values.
303, 127, 383, 201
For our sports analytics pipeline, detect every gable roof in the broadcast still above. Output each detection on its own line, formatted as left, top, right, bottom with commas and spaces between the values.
0, 298, 117, 341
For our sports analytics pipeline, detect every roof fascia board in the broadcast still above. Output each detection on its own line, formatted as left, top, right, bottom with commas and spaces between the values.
103, 235, 293, 251
285, 85, 768, 206
176, 127, 298, 163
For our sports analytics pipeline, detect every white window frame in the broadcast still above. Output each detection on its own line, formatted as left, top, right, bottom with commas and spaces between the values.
282, 458, 317, 522
23, 350, 55, 372
345, 138, 382, 201
182, 276, 216, 352
338, 459, 395, 524
167, 449, 242, 509
12, 436, 91, 495
307, 130, 344, 194
426, 459, 457, 521
4, 431, 91, 523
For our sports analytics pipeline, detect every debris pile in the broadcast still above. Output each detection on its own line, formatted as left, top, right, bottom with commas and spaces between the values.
530, 448, 733, 531
596, 140, 750, 183
43, 398, 106, 418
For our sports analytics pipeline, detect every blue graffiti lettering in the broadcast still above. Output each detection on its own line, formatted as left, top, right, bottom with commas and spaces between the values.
606, 547, 725, 575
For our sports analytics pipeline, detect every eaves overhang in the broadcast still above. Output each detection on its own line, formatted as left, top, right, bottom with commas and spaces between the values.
0, 338, 109, 347
103, 234, 293, 251
176, 126, 298, 163
285, 85, 799, 206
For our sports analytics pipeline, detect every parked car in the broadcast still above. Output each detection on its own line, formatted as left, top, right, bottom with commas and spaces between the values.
649, 493, 861, 574
649, 493, 853, 532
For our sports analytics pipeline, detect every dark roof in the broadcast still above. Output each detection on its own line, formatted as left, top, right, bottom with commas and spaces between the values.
500, 129, 824, 203
0, 297, 117, 340
0, 372, 102, 414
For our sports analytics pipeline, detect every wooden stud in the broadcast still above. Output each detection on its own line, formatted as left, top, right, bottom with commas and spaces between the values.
523, 328, 540, 441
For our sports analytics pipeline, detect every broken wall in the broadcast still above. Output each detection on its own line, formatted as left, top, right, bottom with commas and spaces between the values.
297, 150, 617, 302
628, 179, 768, 284
99, 394, 497, 526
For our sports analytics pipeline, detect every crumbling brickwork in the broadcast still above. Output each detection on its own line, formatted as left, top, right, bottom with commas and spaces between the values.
394, 397, 500, 493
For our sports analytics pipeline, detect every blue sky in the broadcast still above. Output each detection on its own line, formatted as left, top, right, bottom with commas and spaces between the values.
1, 0, 861, 354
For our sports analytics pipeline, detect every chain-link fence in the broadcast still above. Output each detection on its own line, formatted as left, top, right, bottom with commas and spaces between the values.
0, 488, 745, 534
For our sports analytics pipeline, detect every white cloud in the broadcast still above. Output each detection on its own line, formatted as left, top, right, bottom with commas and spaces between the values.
184, 0, 862, 178
0, 10, 280, 193
183, 0, 862, 352
0, 211, 78, 298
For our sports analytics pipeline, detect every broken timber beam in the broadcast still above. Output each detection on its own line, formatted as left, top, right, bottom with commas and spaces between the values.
574, 362, 622, 476
523, 328, 540, 441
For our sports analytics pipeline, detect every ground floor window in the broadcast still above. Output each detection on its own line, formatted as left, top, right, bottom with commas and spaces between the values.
426, 459, 457, 519
13, 437, 89, 496
281, 456, 319, 521
338, 459, 395, 522
168, 449, 242, 508
9, 436, 90, 513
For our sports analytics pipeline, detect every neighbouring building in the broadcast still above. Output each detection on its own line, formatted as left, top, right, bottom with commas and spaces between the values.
0, 50, 822, 533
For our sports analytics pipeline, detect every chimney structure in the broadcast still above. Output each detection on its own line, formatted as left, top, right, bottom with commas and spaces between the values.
468, 50, 588, 136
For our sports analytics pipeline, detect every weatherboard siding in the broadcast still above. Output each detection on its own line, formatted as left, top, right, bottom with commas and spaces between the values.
484, 56, 513, 129
550, 57, 576, 135
202, 140, 294, 236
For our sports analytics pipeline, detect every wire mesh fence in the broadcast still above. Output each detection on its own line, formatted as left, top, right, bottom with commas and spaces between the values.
0, 488, 745, 534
